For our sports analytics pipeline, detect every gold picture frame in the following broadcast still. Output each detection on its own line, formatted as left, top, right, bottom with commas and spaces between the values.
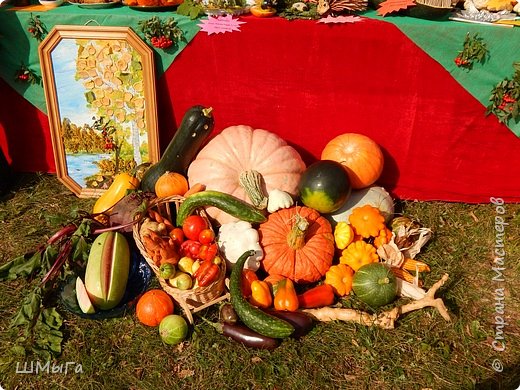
39, 25, 159, 198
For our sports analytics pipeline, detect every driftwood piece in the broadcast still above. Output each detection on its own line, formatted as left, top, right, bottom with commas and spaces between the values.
302, 274, 450, 329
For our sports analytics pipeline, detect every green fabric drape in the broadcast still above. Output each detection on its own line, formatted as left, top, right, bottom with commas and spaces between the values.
362, 9, 520, 136
0, 5, 200, 113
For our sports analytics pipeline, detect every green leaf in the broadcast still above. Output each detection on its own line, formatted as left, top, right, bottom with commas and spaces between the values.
10, 290, 42, 328
0, 252, 43, 281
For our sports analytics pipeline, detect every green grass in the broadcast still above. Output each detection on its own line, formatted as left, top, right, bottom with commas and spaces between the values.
1, 173, 519, 390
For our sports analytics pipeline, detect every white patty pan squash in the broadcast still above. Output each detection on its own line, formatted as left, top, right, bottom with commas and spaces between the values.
327, 186, 394, 226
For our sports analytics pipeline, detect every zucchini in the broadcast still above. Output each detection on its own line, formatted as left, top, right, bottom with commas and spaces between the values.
140, 105, 215, 192
176, 190, 267, 227
229, 250, 294, 339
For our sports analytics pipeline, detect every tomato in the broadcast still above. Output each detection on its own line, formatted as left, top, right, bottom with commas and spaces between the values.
169, 228, 184, 247
180, 240, 201, 258
198, 228, 215, 245
182, 215, 208, 241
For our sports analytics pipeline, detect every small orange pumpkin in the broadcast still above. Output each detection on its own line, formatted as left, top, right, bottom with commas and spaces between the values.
259, 206, 334, 284
136, 289, 174, 326
321, 133, 384, 189
155, 171, 189, 197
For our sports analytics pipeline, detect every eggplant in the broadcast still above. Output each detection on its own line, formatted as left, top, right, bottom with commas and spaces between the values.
264, 309, 314, 338
219, 303, 238, 325
221, 323, 280, 350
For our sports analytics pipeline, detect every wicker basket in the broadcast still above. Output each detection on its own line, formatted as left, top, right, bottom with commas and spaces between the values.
133, 195, 228, 324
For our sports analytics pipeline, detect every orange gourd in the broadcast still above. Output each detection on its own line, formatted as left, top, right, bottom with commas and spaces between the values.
348, 205, 386, 238
136, 289, 174, 326
187, 125, 306, 225
259, 206, 335, 284
373, 226, 393, 248
321, 133, 384, 189
155, 171, 189, 197
325, 264, 354, 296
339, 241, 379, 272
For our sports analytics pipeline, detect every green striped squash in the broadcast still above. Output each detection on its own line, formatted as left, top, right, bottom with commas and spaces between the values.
352, 263, 397, 308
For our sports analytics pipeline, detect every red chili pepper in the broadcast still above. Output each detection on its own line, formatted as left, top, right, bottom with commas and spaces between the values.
297, 284, 335, 309
198, 242, 218, 262
192, 258, 212, 280
241, 269, 259, 298
194, 257, 220, 287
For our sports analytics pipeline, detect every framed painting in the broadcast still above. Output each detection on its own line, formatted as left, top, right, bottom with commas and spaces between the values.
39, 25, 159, 198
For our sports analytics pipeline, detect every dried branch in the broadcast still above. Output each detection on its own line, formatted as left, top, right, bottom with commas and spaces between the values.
302, 273, 451, 329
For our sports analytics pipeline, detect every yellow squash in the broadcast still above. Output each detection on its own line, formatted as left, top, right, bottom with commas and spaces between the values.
93, 173, 140, 215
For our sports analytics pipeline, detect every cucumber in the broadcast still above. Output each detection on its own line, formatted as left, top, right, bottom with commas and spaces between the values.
229, 250, 294, 339
176, 190, 267, 227
140, 105, 215, 192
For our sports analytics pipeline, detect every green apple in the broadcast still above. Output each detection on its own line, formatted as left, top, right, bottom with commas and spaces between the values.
169, 271, 193, 290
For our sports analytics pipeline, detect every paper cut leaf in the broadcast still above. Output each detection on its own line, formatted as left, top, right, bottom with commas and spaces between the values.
198, 15, 246, 35
317, 15, 364, 23
377, 0, 416, 16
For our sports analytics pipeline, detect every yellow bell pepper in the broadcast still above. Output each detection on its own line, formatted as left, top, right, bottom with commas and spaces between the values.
93, 173, 140, 215
249, 280, 272, 309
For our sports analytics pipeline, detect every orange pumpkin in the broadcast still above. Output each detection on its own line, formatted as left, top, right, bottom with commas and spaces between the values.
155, 171, 189, 197
321, 133, 384, 189
136, 289, 174, 326
187, 126, 306, 225
259, 206, 334, 284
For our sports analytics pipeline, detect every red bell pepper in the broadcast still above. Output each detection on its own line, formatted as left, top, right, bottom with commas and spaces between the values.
297, 284, 335, 309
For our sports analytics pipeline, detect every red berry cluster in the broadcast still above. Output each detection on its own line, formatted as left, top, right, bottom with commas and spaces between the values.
18, 73, 30, 82
497, 94, 517, 111
100, 128, 116, 151
454, 56, 470, 68
150, 36, 173, 49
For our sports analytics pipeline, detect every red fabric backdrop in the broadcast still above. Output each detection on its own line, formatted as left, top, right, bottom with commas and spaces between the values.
1, 16, 519, 202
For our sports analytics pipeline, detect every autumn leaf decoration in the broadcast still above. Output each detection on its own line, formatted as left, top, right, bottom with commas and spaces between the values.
376, 0, 415, 16
27, 14, 47, 42
15, 63, 40, 85
138, 17, 185, 50
486, 62, 520, 125
454, 33, 488, 70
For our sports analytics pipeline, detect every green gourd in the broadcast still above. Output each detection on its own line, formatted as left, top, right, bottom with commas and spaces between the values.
352, 262, 397, 308
229, 250, 294, 339
140, 105, 214, 192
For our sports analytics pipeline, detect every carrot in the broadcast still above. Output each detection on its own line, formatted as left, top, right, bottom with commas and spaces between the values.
142, 235, 162, 255
184, 183, 206, 197
148, 209, 164, 224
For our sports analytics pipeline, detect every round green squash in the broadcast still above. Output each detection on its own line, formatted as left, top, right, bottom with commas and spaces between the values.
298, 160, 352, 214
352, 263, 397, 308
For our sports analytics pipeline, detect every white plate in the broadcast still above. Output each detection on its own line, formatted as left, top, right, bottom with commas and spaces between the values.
67, 0, 121, 8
